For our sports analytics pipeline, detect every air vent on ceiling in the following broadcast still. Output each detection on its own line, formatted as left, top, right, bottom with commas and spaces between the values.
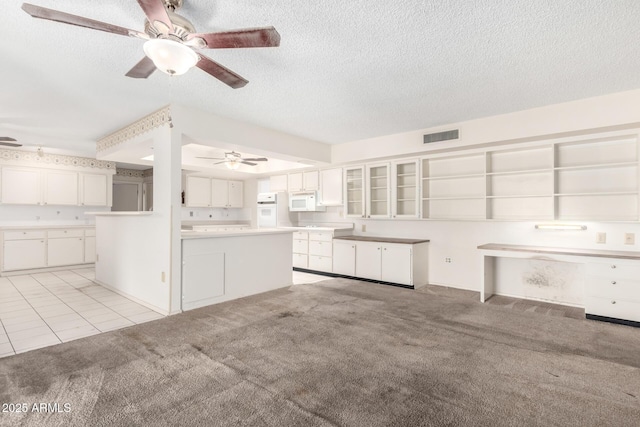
423, 129, 459, 144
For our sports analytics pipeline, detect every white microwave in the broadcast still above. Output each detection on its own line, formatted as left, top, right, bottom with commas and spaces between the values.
289, 192, 326, 212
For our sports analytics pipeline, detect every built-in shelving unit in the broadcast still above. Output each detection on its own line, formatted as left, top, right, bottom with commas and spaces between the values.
367, 163, 391, 218
344, 166, 365, 217
417, 134, 639, 221
421, 154, 486, 219
392, 160, 419, 218
553, 137, 639, 221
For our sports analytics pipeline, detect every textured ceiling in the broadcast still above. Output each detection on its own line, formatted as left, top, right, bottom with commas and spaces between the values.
2, 0, 640, 157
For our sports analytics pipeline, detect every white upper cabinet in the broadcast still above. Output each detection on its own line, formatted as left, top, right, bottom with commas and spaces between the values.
44, 170, 78, 206
210, 178, 228, 207
1, 166, 111, 207
344, 166, 365, 218
80, 173, 109, 206
319, 168, 343, 206
366, 163, 391, 218
186, 176, 212, 207
227, 180, 243, 208
288, 170, 319, 192
1, 167, 42, 205
391, 160, 419, 218
186, 177, 243, 208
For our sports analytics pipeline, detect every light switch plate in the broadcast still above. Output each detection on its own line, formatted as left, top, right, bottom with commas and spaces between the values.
625, 233, 635, 245
596, 232, 606, 244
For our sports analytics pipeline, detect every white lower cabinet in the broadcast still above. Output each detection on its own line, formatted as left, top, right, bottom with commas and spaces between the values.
380, 244, 413, 284
1, 227, 95, 273
47, 231, 84, 267
84, 236, 96, 263
333, 241, 356, 276
308, 255, 332, 272
335, 238, 429, 287
292, 229, 353, 273
3, 239, 46, 271
585, 260, 640, 323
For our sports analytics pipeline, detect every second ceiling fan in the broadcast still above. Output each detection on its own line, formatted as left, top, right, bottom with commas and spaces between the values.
197, 151, 268, 170
22, 0, 281, 88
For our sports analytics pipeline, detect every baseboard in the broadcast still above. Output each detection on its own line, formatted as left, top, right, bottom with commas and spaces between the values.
93, 279, 168, 316
586, 313, 640, 328
293, 268, 415, 290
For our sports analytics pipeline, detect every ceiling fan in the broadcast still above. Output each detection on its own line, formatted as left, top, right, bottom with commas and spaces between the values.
21, 0, 281, 88
196, 151, 267, 169
0, 137, 22, 147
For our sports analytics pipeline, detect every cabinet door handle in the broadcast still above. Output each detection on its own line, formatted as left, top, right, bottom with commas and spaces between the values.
611, 300, 617, 305
384, 248, 387, 250
611, 281, 617, 285
611, 265, 617, 269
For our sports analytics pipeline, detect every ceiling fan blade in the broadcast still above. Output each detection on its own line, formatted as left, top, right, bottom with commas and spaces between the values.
196, 54, 248, 89
241, 161, 257, 166
0, 137, 17, 142
189, 27, 281, 49
213, 161, 227, 165
0, 142, 22, 147
195, 156, 225, 160
125, 56, 156, 78
242, 157, 268, 162
136, 0, 174, 33
22, 3, 148, 39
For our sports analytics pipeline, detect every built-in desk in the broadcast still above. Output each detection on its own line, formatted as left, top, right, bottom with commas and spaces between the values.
478, 243, 640, 327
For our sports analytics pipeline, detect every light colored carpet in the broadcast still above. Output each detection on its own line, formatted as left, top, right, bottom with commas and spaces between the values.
1, 278, 639, 426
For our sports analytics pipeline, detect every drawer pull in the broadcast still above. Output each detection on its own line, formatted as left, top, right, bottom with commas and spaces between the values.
611, 300, 616, 305
611, 281, 617, 285
611, 265, 617, 269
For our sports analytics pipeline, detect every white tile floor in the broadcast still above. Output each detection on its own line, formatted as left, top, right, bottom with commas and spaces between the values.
0, 268, 164, 358
0, 269, 331, 359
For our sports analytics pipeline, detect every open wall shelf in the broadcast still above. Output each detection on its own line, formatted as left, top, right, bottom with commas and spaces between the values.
419, 134, 640, 221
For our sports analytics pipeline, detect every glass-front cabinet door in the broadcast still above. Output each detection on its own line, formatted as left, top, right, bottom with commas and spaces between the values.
344, 166, 365, 217
392, 159, 419, 218
366, 163, 390, 218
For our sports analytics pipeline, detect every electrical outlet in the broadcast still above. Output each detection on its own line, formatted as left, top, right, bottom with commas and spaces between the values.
445, 258, 452, 263
161, 272, 166, 283
190, 211, 194, 217
625, 233, 635, 245
596, 232, 606, 244
361, 224, 367, 232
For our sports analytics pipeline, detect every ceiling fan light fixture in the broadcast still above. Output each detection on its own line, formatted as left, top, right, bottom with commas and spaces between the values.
225, 159, 240, 170
143, 38, 198, 76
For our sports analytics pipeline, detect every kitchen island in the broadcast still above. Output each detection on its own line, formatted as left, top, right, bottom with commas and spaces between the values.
181, 228, 293, 310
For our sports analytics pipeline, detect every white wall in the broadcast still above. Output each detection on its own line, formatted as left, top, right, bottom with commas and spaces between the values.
332, 88, 640, 164
95, 124, 182, 314
0, 205, 105, 226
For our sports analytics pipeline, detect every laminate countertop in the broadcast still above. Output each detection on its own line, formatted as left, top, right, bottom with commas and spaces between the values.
0, 224, 95, 230
478, 243, 640, 260
333, 236, 430, 244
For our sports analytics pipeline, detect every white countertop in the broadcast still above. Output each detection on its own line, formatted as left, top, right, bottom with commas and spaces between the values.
86, 211, 153, 216
181, 228, 293, 240
280, 225, 354, 232
0, 224, 95, 230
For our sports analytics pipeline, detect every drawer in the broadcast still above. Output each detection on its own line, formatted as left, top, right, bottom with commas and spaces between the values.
293, 231, 309, 240
586, 276, 640, 302
309, 240, 332, 257
308, 255, 332, 273
4, 230, 46, 240
84, 228, 96, 237
48, 229, 84, 238
293, 239, 309, 254
585, 296, 640, 323
293, 253, 308, 269
587, 261, 640, 281
309, 231, 332, 242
